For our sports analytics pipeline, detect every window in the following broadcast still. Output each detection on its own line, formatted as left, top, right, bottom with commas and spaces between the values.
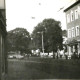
72, 27, 75, 37
76, 26, 79, 36
68, 29, 71, 38
78, 6, 80, 17
75, 9, 78, 19
71, 11, 74, 21
67, 14, 70, 23
68, 29, 70, 38
72, 28, 74, 37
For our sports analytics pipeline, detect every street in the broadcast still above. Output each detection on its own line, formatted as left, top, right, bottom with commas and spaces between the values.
6, 58, 80, 80
6, 59, 54, 80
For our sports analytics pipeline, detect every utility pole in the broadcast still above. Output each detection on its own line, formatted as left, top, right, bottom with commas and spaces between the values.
37, 31, 44, 53
41, 31, 44, 53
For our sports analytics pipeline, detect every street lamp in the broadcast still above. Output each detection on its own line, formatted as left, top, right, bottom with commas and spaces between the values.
37, 31, 44, 53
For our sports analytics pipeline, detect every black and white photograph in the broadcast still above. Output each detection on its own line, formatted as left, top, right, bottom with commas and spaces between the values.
0, 0, 80, 80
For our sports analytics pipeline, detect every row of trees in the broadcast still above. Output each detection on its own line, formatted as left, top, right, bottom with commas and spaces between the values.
7, 28, 31, 55
7, 18, 64, 57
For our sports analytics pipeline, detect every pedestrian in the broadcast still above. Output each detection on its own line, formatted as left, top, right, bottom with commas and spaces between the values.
27, 54, 29, 59
79, 53, 80, 59
65, 52, 68, 60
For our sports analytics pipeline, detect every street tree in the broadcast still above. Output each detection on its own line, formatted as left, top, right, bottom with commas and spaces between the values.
7, 28, 31, 55
31, 23, 46, 52
45, 19, 63, 58
31, 18, 63, 58
62, 30, 67, 37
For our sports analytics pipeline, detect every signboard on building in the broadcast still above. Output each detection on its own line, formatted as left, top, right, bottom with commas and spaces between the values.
0, 0, 5, 9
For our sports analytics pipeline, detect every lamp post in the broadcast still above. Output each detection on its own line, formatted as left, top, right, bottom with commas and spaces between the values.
37, 31, 44, 53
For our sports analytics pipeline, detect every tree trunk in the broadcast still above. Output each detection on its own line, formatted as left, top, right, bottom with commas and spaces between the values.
48, 52, 49, 55
53, 51, 55, 59
56, 52, 58, 59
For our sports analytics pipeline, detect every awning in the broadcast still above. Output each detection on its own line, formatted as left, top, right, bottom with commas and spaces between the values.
66, 39, 80, 46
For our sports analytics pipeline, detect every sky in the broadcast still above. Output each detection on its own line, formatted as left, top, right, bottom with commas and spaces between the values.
6, 0, 76, 33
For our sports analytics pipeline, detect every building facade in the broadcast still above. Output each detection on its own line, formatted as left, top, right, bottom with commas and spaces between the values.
64, 0, 80, 57
0, 0, 7, 80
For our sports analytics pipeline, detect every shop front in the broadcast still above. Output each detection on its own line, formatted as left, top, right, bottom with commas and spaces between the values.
67, 39, 80, 57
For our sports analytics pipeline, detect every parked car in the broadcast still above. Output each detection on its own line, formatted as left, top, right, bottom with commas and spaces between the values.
8, 55, 14, 59
17, 55, 24, 59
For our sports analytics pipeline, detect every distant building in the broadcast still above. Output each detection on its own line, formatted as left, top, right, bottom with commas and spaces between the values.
64, 1, 80, 56
0, 0, 7, 80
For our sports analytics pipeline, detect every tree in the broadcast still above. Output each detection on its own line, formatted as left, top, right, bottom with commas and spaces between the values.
42, 19, 63, 59
31, 18, 63, 58
7, 28, 31, 55
31, 23, 46, 51
62, 30, 67, 37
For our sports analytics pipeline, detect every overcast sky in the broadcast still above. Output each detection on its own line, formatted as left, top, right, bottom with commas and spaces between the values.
6, 0, 76, 33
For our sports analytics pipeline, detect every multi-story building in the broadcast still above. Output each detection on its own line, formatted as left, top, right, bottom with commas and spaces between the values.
0, 0, 7, 80
64, 0, 80, 57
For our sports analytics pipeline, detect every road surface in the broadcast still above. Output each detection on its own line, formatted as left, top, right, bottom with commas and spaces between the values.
6, 59, 54, 80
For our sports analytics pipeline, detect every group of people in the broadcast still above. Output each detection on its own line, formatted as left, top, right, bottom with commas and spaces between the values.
71, 52, 80, 59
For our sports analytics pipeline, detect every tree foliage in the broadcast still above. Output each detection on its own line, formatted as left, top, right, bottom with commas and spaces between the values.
31, 18, 63, 53
62, 30, 67, 37
7, 28, 31, 54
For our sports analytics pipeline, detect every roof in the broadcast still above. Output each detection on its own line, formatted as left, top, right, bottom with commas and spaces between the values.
64, 0, 80, 12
